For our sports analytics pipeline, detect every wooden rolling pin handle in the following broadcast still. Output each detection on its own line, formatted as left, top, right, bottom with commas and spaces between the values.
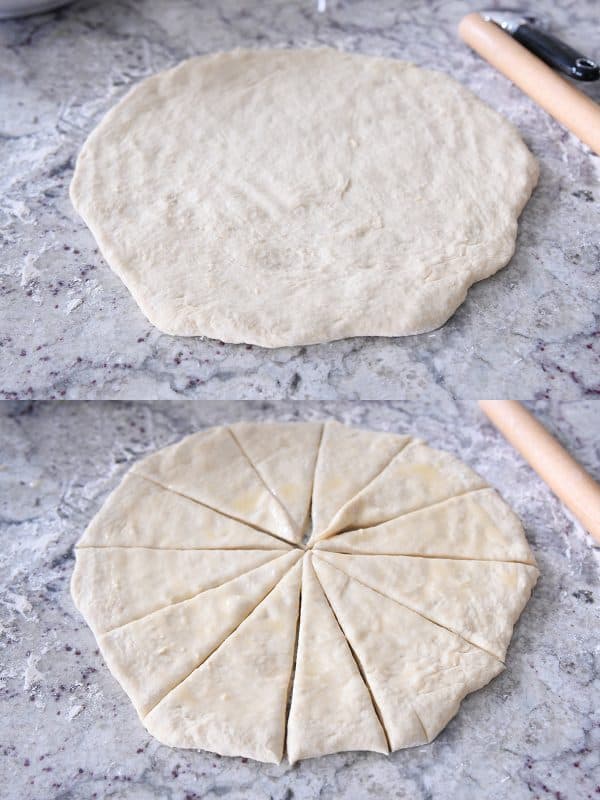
459, 12, 600, 156
479, 401, 600, 544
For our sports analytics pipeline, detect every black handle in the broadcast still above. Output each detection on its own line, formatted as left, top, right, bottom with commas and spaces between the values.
512, 24, 599, 82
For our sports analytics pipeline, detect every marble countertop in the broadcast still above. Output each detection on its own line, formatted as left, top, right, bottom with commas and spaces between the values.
1, 0, 599, 400
1, 399, 599, 799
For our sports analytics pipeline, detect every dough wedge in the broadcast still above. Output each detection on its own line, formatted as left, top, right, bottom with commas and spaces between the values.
231, 421, 322, 540
98, 550, 302, 716
315, 551, 539, 660
71, 547, 281, 634
318, 440, 487, 540
132, 427, 296, 542
286, 555, 388, 762
145, 561, 302, 763
78, 473, 291, 550
316, 488, 535, 564
313, 557, 505, 749
310, 420, 410, 541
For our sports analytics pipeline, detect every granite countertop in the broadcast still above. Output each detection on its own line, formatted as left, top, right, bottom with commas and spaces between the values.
1, 0, 599, 400
1, 399, 599, 799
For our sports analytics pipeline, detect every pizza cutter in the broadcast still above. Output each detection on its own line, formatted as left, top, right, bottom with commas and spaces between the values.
459, 10, 600, 154
476, 9, 599, 82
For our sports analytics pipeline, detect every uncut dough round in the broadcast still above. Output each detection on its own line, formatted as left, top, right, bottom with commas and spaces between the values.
71, 421, 538, 763
70, 48, 539, 347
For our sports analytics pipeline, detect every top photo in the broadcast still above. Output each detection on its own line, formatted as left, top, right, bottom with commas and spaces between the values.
1, 0, 598, 400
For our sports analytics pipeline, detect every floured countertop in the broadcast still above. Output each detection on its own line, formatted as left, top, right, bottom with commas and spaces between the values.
1, 399, 599, 799
0, 0, 599, 399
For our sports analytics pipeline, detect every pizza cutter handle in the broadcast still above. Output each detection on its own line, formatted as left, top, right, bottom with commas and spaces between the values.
511, 24, 599, 82
479, 401, 600, 545
458, 12, 600, 156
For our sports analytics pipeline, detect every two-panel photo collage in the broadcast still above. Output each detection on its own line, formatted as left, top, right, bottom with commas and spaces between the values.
1, 2, 598, 799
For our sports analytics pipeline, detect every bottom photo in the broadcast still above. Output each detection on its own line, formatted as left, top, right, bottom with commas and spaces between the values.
1, 400, 598, 800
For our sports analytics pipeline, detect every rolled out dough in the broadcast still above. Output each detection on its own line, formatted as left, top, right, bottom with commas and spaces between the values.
70, 48, 538, 347
72, 421, 538, 763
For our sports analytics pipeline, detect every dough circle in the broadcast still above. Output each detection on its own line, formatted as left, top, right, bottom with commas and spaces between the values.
71, 421, 538, 763
70, 48, 538, 347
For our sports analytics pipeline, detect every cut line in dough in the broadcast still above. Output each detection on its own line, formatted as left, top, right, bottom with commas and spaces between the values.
309, 554, 393, 753
315, 551, 536, 567
310, 420, 412, 540
78, 472, 292, 551
144, 561, 302, 763
286, 554, 388, 762
313, 487, 536, 564
313, 440, 488, 541
313, 551, 501, 662
313, 557, 505, 750
132, 427, 298, 542
230, 421, 323, 539
71, 547, 283, 635
313, 550, 538, 661
99, 549, 302, 716
137, 469, 299, 550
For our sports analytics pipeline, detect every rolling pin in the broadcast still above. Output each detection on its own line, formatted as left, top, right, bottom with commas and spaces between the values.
479, 401, 600, 544
459, 12, 600, 156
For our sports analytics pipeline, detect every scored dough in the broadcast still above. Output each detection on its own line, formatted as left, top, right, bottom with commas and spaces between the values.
230, 421, 323, 537
131, 427, 297, 542
72, 420, 538, 762
70, 48, 538, 347
99, 550, 301, 716
313, 439, 488, 541
145, 561, 302, 763
315, 488, 535, 563
314, 550, 538, 660
311, 420, 411, 539
313, 557, 505, 749
286, 555, 388, 762
78, 473, 290, 550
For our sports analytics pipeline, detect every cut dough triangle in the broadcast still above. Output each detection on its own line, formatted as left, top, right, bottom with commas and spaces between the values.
144, 560, 302, 763
230, 421, 322, 540
71, 547, 281, 634
318, 439, 487, 540
286, 555, 388, 763
310, 420, 410, 541
78, 473, 291, 550
313, 557, 504, 750
315, 551, 538, 661
131, 427, 296, 542
99, 550, 302, 716
316, 488, 535, 564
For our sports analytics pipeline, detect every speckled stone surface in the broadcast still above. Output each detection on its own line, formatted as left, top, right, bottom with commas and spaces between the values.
1, 0, 599, 399
1, 399, 599, 799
